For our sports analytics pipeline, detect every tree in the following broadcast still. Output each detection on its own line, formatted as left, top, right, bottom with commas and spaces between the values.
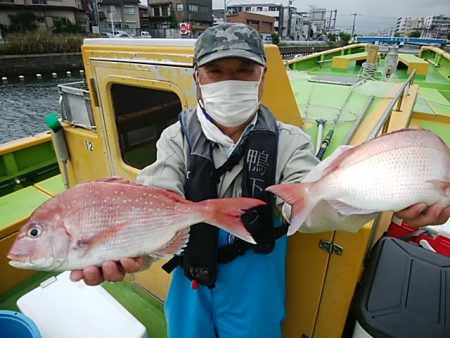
8, 12, 38, 32
52, 18, 84, 34
271, 33, 280, 45
408, 31, 421, 38
339, 32, 351, 44
327, 33, 336, 42
393, 32, 400, 37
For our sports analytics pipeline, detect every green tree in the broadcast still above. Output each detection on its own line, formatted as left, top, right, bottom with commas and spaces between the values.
169, 16, 179, 29
339, 32, 351, 44
52, 19, 84, 34
408, 31, 421, 38
8, 12, 37, 32
327, 33, 336, 42
271, 33, 280, 45
393, 32, 400, 37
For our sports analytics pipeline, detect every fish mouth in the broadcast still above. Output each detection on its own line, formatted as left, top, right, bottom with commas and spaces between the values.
7, 252, 58, 271
7, 253, 33, 269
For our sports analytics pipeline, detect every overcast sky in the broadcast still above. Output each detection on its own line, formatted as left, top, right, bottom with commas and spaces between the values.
217, 0, 450, 34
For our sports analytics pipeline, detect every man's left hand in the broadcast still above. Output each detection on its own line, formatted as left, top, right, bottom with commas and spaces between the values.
395, 203, 450, 227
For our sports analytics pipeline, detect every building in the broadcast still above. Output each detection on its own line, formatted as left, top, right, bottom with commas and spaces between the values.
302, 7, 329, 39
139, 4, 149, 30
422, 15, 450, 39
146, 0, 212, 37
227, 2, 288, 38
395, 17, 424, 36
96, 0, 140, 34
0, 0, 88, 31
226, 11, 274, 41
395, 15, 450, 39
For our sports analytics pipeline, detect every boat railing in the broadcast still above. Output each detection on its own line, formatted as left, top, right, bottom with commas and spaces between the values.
368, 69, 416, 140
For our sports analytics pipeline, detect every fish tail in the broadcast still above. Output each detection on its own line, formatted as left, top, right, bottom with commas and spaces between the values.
266, 182, 315, 235
201, 198, 266, 244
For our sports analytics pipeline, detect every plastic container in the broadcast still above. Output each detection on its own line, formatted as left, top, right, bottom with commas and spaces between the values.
0, 310, 41, 338
17, 271, 147, 338
352, 237, 450, 337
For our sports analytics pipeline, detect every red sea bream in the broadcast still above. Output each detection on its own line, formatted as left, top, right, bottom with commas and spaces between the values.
267, 129, 450, 234
8, 177, 264, 271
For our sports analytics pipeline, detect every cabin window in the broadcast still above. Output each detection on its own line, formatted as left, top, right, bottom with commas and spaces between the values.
111, 84, 181, 169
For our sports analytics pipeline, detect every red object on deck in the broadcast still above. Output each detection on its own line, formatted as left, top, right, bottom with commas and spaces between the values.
191, 279, 199, 290
387, 217, 450, 257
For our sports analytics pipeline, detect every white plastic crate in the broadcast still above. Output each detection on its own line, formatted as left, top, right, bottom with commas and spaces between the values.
17, 271, 148, 338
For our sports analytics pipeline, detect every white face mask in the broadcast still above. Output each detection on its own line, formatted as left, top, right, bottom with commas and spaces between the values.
199, 79, 261, 128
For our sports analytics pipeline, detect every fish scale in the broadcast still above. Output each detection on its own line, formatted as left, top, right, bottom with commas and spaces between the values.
267, 128, 450, 232
8, 177, 265, 271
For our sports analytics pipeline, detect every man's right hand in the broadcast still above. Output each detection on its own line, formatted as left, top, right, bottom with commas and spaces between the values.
70, 256, 153, 286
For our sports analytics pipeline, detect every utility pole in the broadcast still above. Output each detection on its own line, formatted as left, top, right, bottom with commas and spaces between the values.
351, 13, 359, 36
223, 0, 227, 22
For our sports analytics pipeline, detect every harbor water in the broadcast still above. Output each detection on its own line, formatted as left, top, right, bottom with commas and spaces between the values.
0, 75, 82, 144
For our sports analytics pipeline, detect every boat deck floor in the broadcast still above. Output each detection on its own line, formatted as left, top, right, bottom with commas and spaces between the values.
0, 174, 167, 337
0, 271, 167, 337
289, 59, 450, 151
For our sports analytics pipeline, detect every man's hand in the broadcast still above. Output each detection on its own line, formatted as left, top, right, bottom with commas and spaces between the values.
395, 203, 450, 228
70, 256, 153, 286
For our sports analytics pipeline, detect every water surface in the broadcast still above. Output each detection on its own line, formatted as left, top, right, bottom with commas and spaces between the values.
0, 75, 82, 144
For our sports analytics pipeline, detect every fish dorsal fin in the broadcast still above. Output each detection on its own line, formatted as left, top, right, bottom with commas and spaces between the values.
321, 146, 360, 177
152, 229, 190, 258
95, 177, 187, 202
150, 187, 188, 203
95, 176, 137, 185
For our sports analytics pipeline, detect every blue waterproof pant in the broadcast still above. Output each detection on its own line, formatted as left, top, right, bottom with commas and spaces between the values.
164, 230, 288, 338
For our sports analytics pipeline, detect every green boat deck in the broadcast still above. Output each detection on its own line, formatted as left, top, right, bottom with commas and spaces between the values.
288, 53, 450, 149
0, 271, 167, 338
0, 174, 167, 337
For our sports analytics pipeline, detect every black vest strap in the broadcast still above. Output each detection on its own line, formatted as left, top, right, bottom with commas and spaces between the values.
163, 107, 281, 288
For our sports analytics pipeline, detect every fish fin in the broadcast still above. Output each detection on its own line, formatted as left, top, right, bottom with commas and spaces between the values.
428, 180, 450, 196
320, 146, 358, 177
152, 229, 190, 258
328, 200, 378, 215
266, 183, 315, 235
96, 176, 135, 184
201, 198, 266, 244
73, 220, 130, 251
98, 177, 189, 203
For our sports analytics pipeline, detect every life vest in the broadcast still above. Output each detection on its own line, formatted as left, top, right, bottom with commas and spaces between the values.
162, 105, 287, 288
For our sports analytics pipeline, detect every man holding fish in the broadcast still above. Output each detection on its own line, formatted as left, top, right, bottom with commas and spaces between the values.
29, 23, 450, 337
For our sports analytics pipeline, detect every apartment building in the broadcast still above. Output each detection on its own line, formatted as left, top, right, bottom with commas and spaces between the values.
395, 15, 449, 39
0, 0, 88, 31
97, 0, 140, 34
226, 11, 274, 41
226, 3, 288, 38
146, 0, 212, 35
423, 15, 450, 39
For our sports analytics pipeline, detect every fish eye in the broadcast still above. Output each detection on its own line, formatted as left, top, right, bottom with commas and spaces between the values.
26, 224, 43, 238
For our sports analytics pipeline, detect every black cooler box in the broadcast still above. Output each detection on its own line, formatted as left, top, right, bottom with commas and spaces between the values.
353, 237, 450, 338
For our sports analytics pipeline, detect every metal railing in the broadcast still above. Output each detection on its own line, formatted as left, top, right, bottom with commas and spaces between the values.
368, 69, 416, 140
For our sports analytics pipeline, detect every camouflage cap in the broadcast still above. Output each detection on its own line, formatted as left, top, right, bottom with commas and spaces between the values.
194, 23, 266, 67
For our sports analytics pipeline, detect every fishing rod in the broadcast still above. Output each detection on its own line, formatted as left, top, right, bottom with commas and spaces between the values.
0, 164, 60, 191
315, 119, 326, 154
316, 86, 356, 160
